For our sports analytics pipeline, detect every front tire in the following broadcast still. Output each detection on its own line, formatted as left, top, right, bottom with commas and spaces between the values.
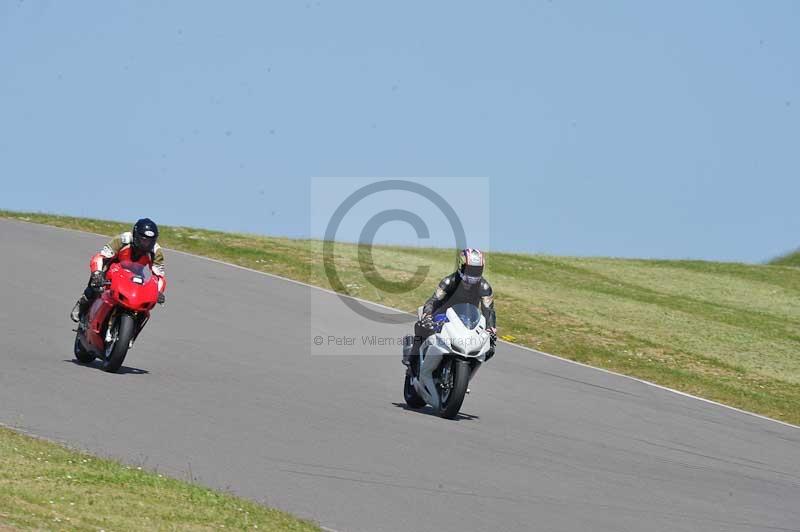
73, 333, 95, 364
102, 314, 135, 373
439, 359, 470, 419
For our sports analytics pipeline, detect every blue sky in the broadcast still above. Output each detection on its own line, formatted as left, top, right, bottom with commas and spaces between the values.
1, 1, 798, 262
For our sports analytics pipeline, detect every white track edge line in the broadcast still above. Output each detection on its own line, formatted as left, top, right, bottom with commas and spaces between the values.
5, 217, 799, 430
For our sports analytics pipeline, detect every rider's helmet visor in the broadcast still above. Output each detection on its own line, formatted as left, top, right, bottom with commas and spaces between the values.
460, 264, 483, 285
134, 234, 156, 252
463, 263, 483, 277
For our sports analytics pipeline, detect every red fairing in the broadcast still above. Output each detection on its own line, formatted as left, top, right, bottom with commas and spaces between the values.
83, 261, 160, 354
105, 262, 160, 311
89, 247, 166, 294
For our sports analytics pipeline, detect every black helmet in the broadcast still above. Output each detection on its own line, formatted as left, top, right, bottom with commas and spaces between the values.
132, 218, 159, 254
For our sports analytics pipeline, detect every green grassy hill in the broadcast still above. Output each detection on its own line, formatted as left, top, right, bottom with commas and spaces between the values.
3, 210, 799, 427
770, 249, 800, 267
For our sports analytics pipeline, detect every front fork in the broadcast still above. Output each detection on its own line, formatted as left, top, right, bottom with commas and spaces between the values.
441, 358, 480, 386
104, 309, 118, 343
440, 361, 454, 390
104, 310, 146, 350
441, 358, 480, 396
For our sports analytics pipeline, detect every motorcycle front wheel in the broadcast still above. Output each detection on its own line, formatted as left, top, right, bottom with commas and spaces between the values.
438, 359, 471, 419
102, 314, 135, 373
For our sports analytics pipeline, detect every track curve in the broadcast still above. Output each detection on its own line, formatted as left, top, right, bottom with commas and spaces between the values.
1, 219, 799, 532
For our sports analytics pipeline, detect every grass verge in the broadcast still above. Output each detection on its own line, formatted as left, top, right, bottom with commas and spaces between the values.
0, 425, 318, 531
2, 210, 799, 428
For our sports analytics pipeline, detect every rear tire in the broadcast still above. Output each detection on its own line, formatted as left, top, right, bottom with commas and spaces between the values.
102, 314, 135, 373
73, 333, 95, 364
403, 374, 426, 408
439, 359, 470, 419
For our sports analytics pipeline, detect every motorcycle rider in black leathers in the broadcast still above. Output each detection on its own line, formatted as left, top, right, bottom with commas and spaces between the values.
403, 248, 497, 366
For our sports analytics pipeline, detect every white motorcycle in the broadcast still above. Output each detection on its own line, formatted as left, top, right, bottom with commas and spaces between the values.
402, 303, 492, 419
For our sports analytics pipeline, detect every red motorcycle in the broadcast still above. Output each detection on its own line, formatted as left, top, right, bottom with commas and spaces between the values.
74, 261, 160, 372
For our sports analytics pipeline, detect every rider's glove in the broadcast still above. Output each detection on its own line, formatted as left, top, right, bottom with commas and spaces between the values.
157, 292, 166, 305
90, 270, 105, 289
485, 327, 497, 362
485, 327, 497, 361
414, 313, 434, 339
419, 313, 434, 329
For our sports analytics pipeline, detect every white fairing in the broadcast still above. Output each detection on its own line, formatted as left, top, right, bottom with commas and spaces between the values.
412, 305, 491, 409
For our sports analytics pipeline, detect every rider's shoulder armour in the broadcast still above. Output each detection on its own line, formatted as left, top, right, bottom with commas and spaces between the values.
480, 279, 492, 294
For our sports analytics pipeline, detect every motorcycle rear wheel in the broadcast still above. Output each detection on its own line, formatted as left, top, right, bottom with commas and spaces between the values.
73, 332, 95, 364
102, 314, 135, 373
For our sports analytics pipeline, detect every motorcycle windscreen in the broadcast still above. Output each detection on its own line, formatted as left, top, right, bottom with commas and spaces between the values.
449, 303, 482, 329
119, 261, 152, 282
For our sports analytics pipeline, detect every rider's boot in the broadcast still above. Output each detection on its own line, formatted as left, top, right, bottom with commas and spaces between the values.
402, 335, 421, 367
70, 295, 90, 323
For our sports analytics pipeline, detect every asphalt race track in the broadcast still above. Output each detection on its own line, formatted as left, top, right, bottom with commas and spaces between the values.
1, 218, 799, 532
